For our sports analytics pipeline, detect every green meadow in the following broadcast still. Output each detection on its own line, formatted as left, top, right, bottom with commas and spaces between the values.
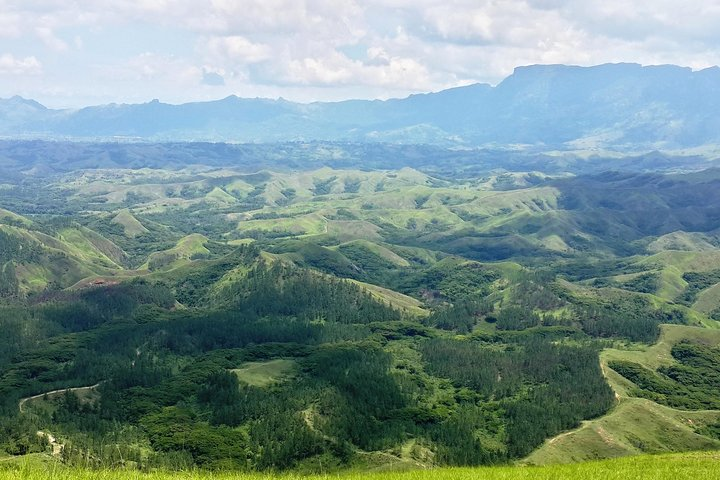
2, 452, 720, 480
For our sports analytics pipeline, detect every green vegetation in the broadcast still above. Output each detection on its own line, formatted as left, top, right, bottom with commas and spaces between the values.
231, 359, 297, 387
3, 452, 720, 479
609, 340, 720, 410
1, 153, 720, 475
527, 324, 720, 464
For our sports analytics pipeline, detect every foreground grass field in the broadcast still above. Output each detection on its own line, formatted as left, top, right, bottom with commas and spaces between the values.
2, 452, 720, 480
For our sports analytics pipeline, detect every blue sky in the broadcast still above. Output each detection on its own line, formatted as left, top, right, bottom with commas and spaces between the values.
2, 0, 720, 108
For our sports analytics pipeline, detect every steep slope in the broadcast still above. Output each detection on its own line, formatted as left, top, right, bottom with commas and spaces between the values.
112, 209, 150, 237
0, 222, 126, 294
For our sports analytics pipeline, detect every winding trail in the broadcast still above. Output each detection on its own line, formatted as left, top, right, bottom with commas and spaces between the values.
302, 404, 429, 469
18, 383, 101, 413
17, 384, 103, 459
545, 360, 619, 446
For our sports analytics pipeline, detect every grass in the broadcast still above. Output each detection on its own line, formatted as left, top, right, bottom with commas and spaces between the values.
112, 210, 150, 238
693, 282, 720, 315
325, 222, 383, 242
231, 359, 297, 387
0, 208, 32, 226
525, 397, 720, 465
334, 240, 410, 267
235, 214, 328, 238
526, 325, 720, 465
0, 225, 121, 293
602, 324, 720, 374
348, 280, 427, 317
359, 207, 464, 231
205, 187, 239, 206
629, 251, 720, 301
638, 250, 720, 273
656, 266, 687, 301
143, 234, 210, 271
3, 452, 720, 479
647, 232, 717, 253
56, 227, 124, 269
19, 384, 101, 416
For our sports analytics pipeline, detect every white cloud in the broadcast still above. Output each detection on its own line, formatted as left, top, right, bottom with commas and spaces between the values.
275, 48, 434, 91
98, 52, 201, 85
3, 0, 720, 105
35, 26, 69, 52
0, 12, 22, 37
203, 36, 273, 64
0, 54, 43, 75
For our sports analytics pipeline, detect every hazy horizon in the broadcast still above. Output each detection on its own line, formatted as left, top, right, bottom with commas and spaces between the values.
4, 61, 719, 110
2, 1, 720, 108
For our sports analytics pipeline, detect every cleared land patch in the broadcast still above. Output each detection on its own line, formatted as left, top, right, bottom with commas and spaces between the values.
231, 359, 297, 387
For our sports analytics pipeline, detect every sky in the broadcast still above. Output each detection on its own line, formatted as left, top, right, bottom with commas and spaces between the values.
1, 0, 720, 108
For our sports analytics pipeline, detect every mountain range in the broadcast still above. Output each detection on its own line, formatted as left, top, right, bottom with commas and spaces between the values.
2, 63, 720, 149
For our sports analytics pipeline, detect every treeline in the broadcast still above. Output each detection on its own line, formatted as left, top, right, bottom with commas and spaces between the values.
678, 270, 720, 305
609, 340, 720, 410
427, 297, 493, 333
399, 260, 500, 301
217, 261, 400, 324
0, 229, 41, 264
421, 336, 614, 458
39, 280, 175, 332
31, 342, 415, 470
0, 229, 42, 296
0, 238, 686, 471
575, 295, 686, 342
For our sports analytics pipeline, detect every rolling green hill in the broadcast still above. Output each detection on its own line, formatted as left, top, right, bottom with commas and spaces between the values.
0, 223, 125, 294
143, 234, 211, 271
112, 209, 150, 237
2, 158, 720, 475
526, 325, 720, 465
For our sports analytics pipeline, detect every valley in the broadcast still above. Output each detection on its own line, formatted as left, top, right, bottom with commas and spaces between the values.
1, 141, 720, 474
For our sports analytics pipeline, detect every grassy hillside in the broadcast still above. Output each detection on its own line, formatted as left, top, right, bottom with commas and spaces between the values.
525, 398, 720, 465
111, 209, 149, 237
143, 234, 210, 271
347, 280, 428, 317
0, 208, 32, 227
231, 359, 297, 387
526, 325, 720, 464
693, 283, 720, 315
0, 224, 124, 294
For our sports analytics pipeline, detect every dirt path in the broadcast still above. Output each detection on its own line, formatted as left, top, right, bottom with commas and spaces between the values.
548, 421, 590, 445
18, 383, 101, 413
545, 360, 619, 446
302, 405, 428, 468
37, 431, 63, 457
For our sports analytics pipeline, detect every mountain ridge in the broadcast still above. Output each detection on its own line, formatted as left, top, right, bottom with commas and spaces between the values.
3, 63, 720, 148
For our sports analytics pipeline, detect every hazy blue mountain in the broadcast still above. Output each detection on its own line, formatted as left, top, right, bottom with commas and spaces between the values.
2, 63, 720, 148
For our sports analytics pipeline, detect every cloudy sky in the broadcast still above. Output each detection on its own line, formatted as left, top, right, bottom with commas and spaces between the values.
2, 0, 720, 107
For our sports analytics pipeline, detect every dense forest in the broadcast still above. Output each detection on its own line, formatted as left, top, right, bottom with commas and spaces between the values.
1, 152, 719, 472
0, 243, 620, 470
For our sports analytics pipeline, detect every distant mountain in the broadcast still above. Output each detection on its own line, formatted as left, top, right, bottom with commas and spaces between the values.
2, 63, 720, 149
